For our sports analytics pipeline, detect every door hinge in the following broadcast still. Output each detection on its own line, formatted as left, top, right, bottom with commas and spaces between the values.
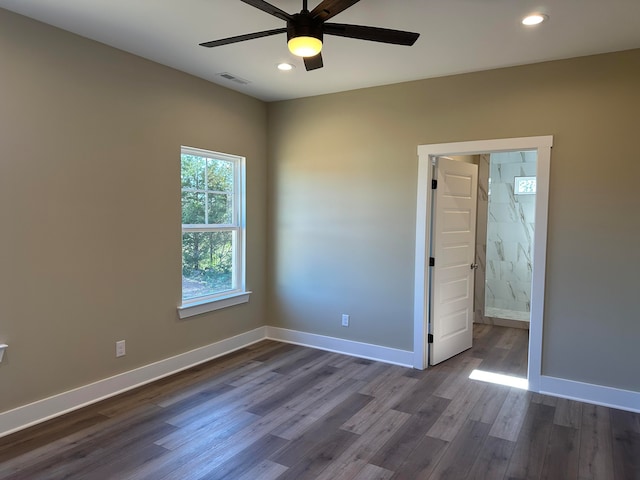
428, 334, 434, 344
429, 257, 435, 267
431, 179, 438, 189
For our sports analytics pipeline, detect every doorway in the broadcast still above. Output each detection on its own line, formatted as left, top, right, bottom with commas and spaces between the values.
413, 136, 553, 393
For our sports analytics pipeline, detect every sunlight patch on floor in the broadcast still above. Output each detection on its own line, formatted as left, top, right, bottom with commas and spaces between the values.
469, 369, 528, 390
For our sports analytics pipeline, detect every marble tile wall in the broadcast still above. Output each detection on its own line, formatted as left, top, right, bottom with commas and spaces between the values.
484, 151, 537, 321
474, 154, 489, 324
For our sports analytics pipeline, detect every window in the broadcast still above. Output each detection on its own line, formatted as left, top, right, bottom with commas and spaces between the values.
514, 176, 537, 195
178, 146, 249, 318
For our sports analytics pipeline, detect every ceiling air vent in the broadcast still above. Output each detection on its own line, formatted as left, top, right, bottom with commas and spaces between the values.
217, 72, 251, 85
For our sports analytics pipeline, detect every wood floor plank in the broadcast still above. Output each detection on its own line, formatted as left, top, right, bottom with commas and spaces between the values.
370, 395, 450, 472
154, 409, 258, 450
73, 443, 169, 480
3, 414, 176, 480
313, 409, 411, 480
237, 460, 288, 480
541, 424, 580, 480
429, 420, 491, 479
610, 408, 640, 480
342, 375, 418, 434
0, 403, 172, 478
467, 435, 516, 480
152, 366, 355, 478
468, 384, 510, 425
161, 371, 280, 427
488, 388, 531, 442
504, 402, 556, 479
199, 434, 288, 480
270, 377, 368, 440
273, 429, 359, 480
107, 341, 283, 413
477, 346, 511, 376
433, 356, 484, 400
495, 325, 523, 350
531, 392, 559, 407
392, 369, 449, 414
427, 379, 487, 442
0, 410, 110, 463
247, 365, 338, 416
501, 331, 529, 376
391, 435, 449, 480
150, 360, 262, 408
271, 347, 332, 375
578, 404, 614, 480
272, 392, 372, 467
166, 348, 338, 429
554, 397, 583, 428
358, 365, 411, 396
225, 344, 319, 388
351, 463, 394, 480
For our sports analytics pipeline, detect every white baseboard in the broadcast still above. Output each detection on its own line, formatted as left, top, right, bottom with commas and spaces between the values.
540, 375, 640, 413
0, 326, 267, 439
4, 326, 637, 439
265, 326, 414, 367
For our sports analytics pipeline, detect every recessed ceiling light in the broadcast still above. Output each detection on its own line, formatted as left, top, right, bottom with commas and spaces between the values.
522, 13, 548, 26
277, 63, 294, 71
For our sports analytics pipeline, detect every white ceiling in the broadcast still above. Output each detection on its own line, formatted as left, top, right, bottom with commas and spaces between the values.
2, 0, 640, 102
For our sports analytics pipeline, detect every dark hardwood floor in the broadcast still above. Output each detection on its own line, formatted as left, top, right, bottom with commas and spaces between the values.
1, 324, 639, 479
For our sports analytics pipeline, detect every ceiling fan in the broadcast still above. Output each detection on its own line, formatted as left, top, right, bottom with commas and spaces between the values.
199, 0, 420, 71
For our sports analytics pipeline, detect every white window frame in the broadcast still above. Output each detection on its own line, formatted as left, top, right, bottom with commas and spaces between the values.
178, 146, 250, 319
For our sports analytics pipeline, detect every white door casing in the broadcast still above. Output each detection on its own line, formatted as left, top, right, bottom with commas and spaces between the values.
429, 158, 478, 365
413, 136, 553, 394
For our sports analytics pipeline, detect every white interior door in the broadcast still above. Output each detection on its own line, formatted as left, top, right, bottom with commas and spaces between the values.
429, 157, 478, 365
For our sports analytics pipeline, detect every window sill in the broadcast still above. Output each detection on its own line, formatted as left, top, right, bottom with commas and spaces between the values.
178, 291, 251, 319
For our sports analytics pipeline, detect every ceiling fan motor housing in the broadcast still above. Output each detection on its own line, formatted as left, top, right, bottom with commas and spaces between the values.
287, 12, 323, 43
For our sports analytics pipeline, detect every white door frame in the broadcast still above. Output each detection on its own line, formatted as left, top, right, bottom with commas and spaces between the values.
413, 136, 553, 393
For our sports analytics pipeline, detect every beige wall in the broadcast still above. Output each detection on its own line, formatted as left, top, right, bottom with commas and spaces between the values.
268, 49, 640, 392
0, 9, 268, 412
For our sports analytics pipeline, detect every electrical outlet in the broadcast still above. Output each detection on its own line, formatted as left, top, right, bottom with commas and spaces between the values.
341, 314, 350, 327
115, 340, 126, 357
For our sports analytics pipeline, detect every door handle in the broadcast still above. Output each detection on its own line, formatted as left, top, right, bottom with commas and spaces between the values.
470, 263, 479, 270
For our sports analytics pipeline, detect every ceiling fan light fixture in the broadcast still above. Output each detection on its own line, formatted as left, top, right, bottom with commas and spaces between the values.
287, 36, 322, 57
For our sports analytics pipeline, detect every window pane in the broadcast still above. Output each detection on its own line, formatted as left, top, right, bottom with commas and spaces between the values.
181, 192, 205, 224
207, 158, 233, 192
182, 231, 234, 300
207, 193, 233, 224
181, 155, 206, 189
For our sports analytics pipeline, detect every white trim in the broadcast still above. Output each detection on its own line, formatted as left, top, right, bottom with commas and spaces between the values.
413, 156, 431, 369
414, 136, 553, 393
265, 327, 414, 367
540, 375, 640, 413
417, 136, 553, 156
181, 146, 242, 164
178, 291, 251, 319
527, 142, 552, 392
0, 327, 266, 439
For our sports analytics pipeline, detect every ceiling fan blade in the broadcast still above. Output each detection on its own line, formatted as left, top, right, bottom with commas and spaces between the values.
199, 28, 287, 48
310, 0, 361, 21
303, 52, 323, 71
240, 0, 293, 22
324, 23, 420, 46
